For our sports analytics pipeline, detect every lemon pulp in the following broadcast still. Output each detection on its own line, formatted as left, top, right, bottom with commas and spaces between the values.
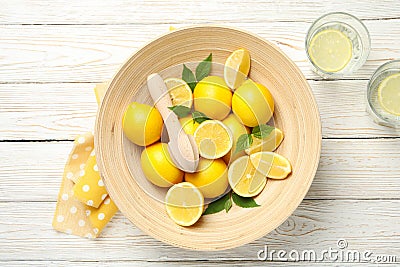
249, 152, 292, 179
194, 120, 233, 159
245, 127, 284, 155
224, 48, 251, 89
165, 182, 204, 227
164, 78, 193, 108
228, 156, 267, 197
378, 73, 400, 116
308, 29, 353, 73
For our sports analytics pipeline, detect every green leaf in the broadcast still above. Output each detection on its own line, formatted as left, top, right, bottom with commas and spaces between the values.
192, 111, 211, 124
195, 53, 212, 82
234, 133, 253, 154
182, 64, 197, 92
168, 105, 191, 118
203, 193, 231, 215
232, 192, 260, 208
224, 196, 232, 213
252, 124, 275, 139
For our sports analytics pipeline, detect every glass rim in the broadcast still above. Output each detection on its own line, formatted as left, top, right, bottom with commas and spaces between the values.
307, 11, 371, 40
305, 12, 371, 77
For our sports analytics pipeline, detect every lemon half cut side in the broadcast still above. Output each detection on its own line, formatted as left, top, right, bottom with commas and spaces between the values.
165, 182, 204, 227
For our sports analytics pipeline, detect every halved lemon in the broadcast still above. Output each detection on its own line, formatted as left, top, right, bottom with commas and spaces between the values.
308, 29, 352, 73
228, 155, 267, 197
165, 182, 204, 227
165, 78, 193, 108
245, 128, 284, 155
378, 73, 400, 116
194, 120, 233, 159
224, 48, 251, 89
250, 152, 291, 179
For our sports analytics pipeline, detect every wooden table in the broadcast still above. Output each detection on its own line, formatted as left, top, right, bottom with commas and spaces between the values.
1, 1, 399, 266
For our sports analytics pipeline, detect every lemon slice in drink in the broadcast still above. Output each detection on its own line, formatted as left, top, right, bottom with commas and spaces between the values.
228, 156, 267, 197
194, 120, 233, 159
250, 152, 291, 179
224, 48, 251, 89
165, 78, 193, 108
165, 182, 204, 227
308, 29, 352, 73
378, 73, 400, 116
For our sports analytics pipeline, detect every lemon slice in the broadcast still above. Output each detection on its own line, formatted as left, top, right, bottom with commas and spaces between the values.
194, 120, 233, 159
378, 73, 400, 116
224, 48, 251, 89
250, 152, 291, 179
228, 156, 267, 197
165, 182, 204, 227
245, 128, 284, 155
165, 78, 193, 108
308, 29, 352, 73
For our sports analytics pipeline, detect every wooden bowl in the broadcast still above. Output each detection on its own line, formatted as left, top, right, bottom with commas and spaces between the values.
95, 25, 321, 250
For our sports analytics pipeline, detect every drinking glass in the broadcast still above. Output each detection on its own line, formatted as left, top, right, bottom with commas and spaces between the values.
306, 12, 371, 79
367, 60, 400, 129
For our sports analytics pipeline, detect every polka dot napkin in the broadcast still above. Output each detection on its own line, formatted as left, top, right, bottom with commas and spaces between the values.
73, 152, 108, 208
52, 83, 118, 238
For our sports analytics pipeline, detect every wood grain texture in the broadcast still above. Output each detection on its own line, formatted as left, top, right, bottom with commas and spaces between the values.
1, 138, 399, 202
1, 0, 399, 264
1, 0, 399, 24
0, 20, 399, 83
1, 80, 398, 141
0, 201, 398, 261
0, 261, 382, 266
0, 83, 98, 140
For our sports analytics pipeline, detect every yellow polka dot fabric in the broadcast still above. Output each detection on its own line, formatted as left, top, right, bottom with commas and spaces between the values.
73, 153, 108, 208
87, 196, 118, 231
53, 83, 118, 238
64, 133, 94, 183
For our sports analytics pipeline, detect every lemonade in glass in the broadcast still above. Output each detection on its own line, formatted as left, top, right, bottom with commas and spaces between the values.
306, 12, 370, 79
367, 60, 400, 129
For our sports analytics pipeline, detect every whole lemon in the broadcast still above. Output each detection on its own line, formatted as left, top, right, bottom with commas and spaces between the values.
193, 76, 232, 120
179, 116, 199, 136
232, 79, 274, 127
185, 158, 228, 198
141, 142, 184, 187
122, 102, 163, 146
222, 114, 250, 164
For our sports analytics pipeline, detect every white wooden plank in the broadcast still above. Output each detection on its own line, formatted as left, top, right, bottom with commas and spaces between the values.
0, 140, 399, 201
1, 0, 399, 24
1, 82, 399, 140
1, 1, 398, 266
312, 80, 400, 138
0, 201, 398, 261
0, 20, 399, 83
0, 142, 68, 201
0, 83, 98, 140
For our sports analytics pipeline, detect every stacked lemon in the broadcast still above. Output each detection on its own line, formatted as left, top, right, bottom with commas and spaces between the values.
122, 49, 292, 227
